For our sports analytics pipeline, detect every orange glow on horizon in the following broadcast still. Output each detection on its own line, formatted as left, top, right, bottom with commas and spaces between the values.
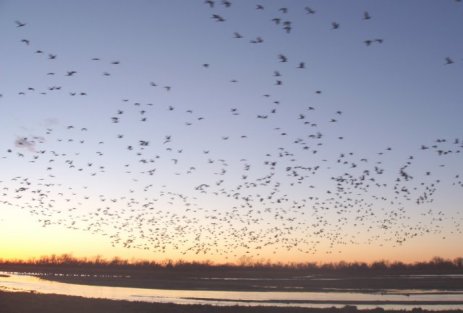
1, 205, 460, 265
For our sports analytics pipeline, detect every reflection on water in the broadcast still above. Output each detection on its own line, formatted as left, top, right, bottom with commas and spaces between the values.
397, 274, 463, 279
1, 272, 463, 310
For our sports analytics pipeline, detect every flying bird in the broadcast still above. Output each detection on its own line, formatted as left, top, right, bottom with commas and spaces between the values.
305, 7, 316, 14
212, 14, 225, 22
250, 37, 263, 44
445, 57, 454, 65
15, 20, 26, 27
278, 54, 288, 62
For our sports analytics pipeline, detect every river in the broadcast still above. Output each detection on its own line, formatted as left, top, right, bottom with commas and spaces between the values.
1, 272, 463, 310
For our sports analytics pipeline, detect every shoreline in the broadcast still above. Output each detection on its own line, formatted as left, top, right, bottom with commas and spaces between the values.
2, 271, 463, 312
34, 272, 463, 293
3, 268, 463, 294
1, 291, 463, 313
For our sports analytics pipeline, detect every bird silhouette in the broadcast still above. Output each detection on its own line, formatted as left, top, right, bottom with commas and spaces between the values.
305, 7, 316, 14
212, 14, 225, 22
445, 57, 454, 65
5, 3, 462, 261
278, 54, 288, 62
15, 20, 26, 27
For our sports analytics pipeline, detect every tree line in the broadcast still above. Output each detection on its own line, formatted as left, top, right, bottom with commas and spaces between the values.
0, 255, 461, 274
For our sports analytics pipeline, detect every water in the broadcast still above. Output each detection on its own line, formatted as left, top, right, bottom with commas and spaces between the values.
1, 273, 463, 310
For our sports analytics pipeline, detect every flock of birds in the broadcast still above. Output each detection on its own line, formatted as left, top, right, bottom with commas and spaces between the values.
1, 1, 462, 260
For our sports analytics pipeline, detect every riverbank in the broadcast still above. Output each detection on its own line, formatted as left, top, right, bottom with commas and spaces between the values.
34, 272, 463, 292
1, 291, 463, 313
3, 265, 463, 292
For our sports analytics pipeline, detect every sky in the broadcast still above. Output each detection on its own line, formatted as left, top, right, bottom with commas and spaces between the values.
0, 0, 462, 264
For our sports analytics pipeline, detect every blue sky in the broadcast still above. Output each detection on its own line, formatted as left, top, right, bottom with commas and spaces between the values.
0, 0, 462, 263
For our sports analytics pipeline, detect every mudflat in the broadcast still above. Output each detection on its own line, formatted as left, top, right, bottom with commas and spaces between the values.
1, 291, 462, 313
2, 263, 463, 292
40, 271, 463, 292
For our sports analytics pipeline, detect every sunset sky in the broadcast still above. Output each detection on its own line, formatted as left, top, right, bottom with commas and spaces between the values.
0, 0, 462, 264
